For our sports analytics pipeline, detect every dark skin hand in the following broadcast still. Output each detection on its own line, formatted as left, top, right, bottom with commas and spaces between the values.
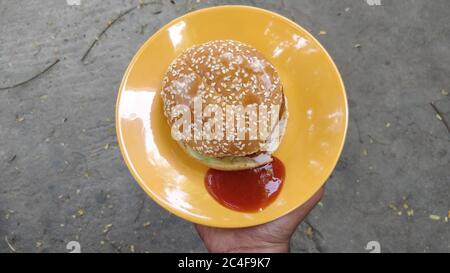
195, 187, 324, 253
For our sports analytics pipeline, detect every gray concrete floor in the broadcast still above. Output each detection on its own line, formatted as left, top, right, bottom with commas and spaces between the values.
0, 0, 449, 253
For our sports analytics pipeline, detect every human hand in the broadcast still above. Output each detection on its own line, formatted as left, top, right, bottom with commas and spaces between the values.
195, 187, 324, 253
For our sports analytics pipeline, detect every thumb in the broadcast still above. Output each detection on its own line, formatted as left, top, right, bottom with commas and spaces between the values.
271, 187, 324, 231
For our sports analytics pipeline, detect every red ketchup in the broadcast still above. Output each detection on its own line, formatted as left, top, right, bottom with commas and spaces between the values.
205, 157, 285, 212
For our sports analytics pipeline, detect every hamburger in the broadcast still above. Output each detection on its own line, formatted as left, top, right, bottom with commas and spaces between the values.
161, 40, 288, 171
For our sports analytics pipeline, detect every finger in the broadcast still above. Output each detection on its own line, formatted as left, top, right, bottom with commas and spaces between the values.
195, 187, 324, 236
194, 222, 220, 241
274, 186, 324, 230
194, 223, 208, 239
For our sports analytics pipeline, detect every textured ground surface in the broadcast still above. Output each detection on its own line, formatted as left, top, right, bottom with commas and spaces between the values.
0, 0, 449, 253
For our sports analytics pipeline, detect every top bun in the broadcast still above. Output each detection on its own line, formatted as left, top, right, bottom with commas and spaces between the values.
161, 40, 284, 158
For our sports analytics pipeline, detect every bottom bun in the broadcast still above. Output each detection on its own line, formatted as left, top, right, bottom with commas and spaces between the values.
180, 144, 273, 171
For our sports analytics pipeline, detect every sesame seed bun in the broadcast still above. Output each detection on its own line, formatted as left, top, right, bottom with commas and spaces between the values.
161, 40, 288, 170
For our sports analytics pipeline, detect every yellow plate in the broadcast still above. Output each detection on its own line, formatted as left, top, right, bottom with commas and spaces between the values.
116, 6, 348, 228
